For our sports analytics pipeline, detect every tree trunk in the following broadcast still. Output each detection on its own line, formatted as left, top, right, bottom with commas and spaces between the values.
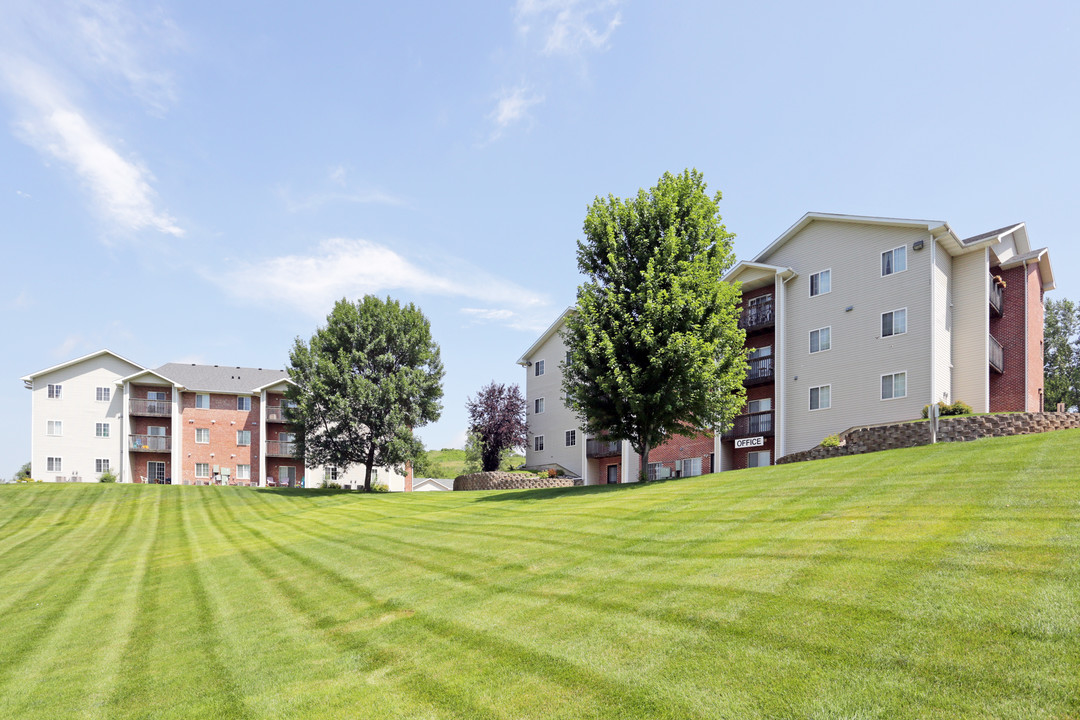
364, 445, 376, 492
640, 440, 651, 483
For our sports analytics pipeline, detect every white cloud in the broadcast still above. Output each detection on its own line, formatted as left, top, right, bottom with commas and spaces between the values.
515, 0, 623, 56
487, 84, 544, 138
52, 334, 84, 359
329, 165, 347, 186
461, 307, 547, 333
15, 190, 31, 199
461, 308, 515, 321
277, 186, 407, 213
211, 238, 549, 325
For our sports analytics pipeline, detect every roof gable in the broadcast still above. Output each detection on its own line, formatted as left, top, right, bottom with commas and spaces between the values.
21, 349, 144, 384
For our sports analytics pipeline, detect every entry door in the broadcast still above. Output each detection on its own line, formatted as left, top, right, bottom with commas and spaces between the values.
607, 464, 619, 484
280, 466, 296, 487
147, 391, 166, 414
148, 461, 166, 482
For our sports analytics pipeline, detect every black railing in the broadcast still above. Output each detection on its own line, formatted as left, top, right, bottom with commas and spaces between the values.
746, 356, 774, 385
130, 398, 172, 416
722, 411, 774, 440
586, 439, 622, 458
990, 280, 1004, 316
266, 440, 298, 457
129, 434, 171, 452
989, 334, 1004, 373
739, 301, 775, 332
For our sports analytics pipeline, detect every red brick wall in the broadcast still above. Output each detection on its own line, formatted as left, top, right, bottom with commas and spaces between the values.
130, 455, 170, 482
178, 391, 261, 484
990, 266, 1030, 412
646, 431, 714, 478
1026, 264, 1045, 411
741, 285, 774, 307
730, 436, 776, 470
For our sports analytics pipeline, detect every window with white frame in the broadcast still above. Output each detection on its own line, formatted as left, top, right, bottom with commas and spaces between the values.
882, 245, 907, 276
95, 422, 110, 438
236, 430, 251, 446
48, 384, 62, 399
96, 387, 111, 402
747, 451, 771, 468
95, 458, 110, 473
236, 464, 251, 480
565, 351, 572, 366
681, 457, 702, 477
47, 420, 62, 436
810, 326, 831, 354
324, 466, 339, 482
809, 269, 831, 297
565, 429, 576, 447
810, 385, 831, 411
534, 435, 544, 452
534, 397, 545, 414
237, 396, 251, 411
748, 398, 772, 414
195, 393, 210, 409
882, 308, 907, 337
881, 372, 907, 400
534, 359, 545, 377
47, 457, 62, 472
195, 463, 210, 478
196, 428, 210, 444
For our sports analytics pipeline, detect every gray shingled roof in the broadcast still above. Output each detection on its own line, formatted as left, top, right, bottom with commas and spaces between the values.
154, 363, 288, 393
961, 223, 1023, 245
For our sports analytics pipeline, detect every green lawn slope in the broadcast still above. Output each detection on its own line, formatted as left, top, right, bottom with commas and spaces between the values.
1, 430, 1078, 719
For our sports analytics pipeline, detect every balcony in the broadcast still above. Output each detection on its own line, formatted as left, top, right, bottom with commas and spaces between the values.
738, 301, 775, 333
989, 334, 1004, 373
130, 398, 172, 417
130, 434, 171, 452
746, 355, 774, 386
722, 411, 775, 440
266, 405, 289, 423
266, 440, 298, 457
586, 439, 622, 458
990, 278, 1004, 317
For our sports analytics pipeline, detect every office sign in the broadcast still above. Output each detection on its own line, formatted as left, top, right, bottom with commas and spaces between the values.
735, 436, 765, 449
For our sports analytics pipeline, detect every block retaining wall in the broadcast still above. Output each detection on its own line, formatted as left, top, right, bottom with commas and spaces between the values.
454, 471, 584, 491
777, 412, 1080, 465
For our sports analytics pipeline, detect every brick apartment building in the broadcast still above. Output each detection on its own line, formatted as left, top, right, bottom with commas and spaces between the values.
21, 353, 411, 490
519, 213, 1055, 483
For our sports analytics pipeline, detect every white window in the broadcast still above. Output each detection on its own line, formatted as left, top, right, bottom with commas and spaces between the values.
565, 430, 576, 447
882, 308, 907, 337
534, 397, 545, 414
47, 420, 62, 436
810, 385, 831, 411
237, 430, 251, 446
148, 426, 166, 436
195, 394, 210, 409
148, 462, 166, 481
809, 269, 831, 297
236, 464, 251, 480
534, 359, 545, 376
565, 351, 572, 366
749, 345, 772, 359
95, 422, 110, 438
681, 457, 702, 477
237, 396, 251, 411
48, 384, 62, 399
47, 457, 62, 472
747, 451, 771, 468
882, 245, 907, 276
748, 293, 772, 310
324, 466, 339, 482
95, 459, 110, 473
809, 327, 831, 354
96, 387, 111, 402
534, 435, 544, 451
196, 428, 210, 444
748, 398, 772, 414
882, 372, 907, 400
195, 463, 210, 478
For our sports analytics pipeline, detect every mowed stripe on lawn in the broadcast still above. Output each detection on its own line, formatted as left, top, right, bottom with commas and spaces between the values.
0, 429, 1078, 719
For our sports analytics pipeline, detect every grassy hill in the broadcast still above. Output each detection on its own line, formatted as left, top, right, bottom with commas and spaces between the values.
422, 448, 526, 478
1, 430, 1078, 718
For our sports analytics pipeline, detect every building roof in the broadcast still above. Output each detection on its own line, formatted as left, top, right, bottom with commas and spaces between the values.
153, 363, 288, 394
1000, 247, 1056, 291
21, 349, 144, 385
961, 223, 1025, 245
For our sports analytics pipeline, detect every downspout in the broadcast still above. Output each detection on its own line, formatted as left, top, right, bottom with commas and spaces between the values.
929, 235, 937, 408
777, 270, 796, 460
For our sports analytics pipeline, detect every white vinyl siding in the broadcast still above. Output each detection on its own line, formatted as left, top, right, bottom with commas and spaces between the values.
809, 327, 831, 354
810, 385, 831, 411
881, 372, 907, 400
882, 245, 907, 276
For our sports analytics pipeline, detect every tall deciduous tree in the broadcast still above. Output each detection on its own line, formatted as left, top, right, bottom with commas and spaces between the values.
287, 296, 444, 491
1044, 297, 1080, 411
562, 169, 746, 481
466, 382, 527, 472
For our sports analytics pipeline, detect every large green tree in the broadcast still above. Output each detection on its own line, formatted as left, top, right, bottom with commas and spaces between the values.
287, 296, 444, 491
1044, 297, 1080, 411
562, 169, 746, 481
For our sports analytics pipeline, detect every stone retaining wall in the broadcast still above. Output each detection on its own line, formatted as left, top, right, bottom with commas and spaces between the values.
453, 471, 583, 491
777, 412, 1080, 465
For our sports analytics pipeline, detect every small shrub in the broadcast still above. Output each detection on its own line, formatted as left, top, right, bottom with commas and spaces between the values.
922, 400, 974, 419
820, 434, 841, 448
322, 481, 341, 490
371, 482, 389, 493
547, 468, 558, 478
98, 471, 117, 483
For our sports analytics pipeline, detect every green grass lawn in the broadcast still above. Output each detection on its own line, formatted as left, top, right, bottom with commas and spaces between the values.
423, 448, 526, 478
1, 430, 1078, 719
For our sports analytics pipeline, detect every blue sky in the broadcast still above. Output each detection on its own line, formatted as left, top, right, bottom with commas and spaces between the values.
3, 0, 1079, 477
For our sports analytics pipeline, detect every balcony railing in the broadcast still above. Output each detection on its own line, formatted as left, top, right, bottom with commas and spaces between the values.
129, 434, 171, 452
739, 301, 775, 333
722, 411, 775, 440
989, 334, 1004, 373
130, 398, 172, 417
266, 405, 289, 423
746, 355, 774, 385
990, 279, 1004, 316
266, 440, 298, 457
586, 439, 622, 458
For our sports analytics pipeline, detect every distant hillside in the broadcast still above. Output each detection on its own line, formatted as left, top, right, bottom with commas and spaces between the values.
421, 448, 525, 479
